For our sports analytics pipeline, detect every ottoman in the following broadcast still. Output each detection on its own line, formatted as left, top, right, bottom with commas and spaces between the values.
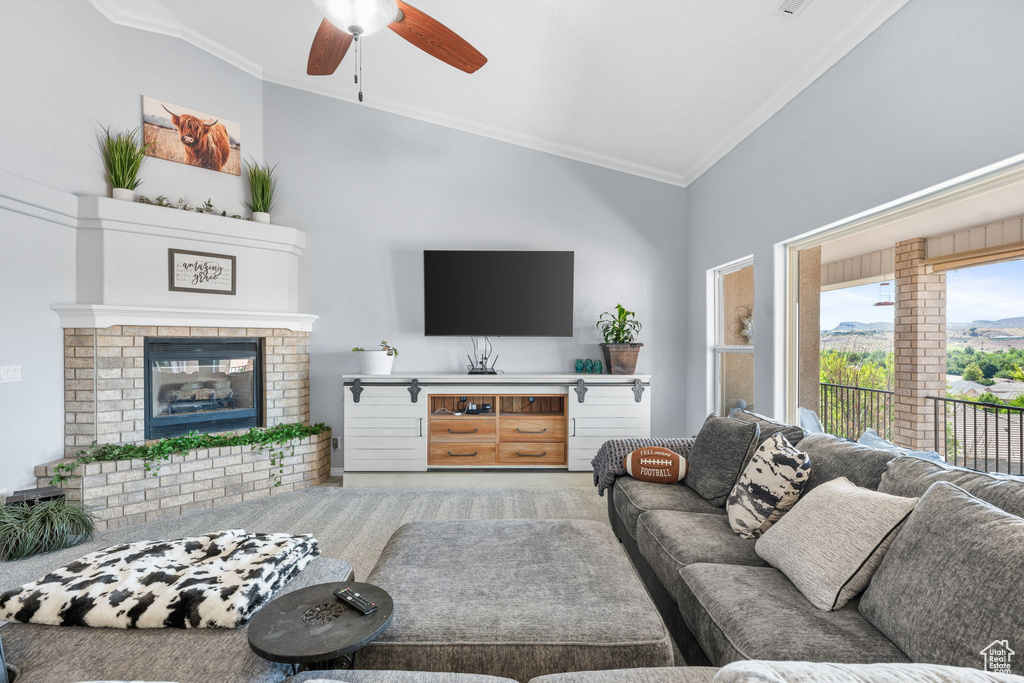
359, 519, 674, 681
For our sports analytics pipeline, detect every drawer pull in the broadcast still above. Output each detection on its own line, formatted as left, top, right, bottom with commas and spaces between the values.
516, 452, 547, 457
516, 428, 548, 434
448, 451, 478, 457
448, 428, 479, 434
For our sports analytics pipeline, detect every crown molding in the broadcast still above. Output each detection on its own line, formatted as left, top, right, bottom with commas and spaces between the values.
87, 0, 907, 188
260, 69, 689, 187
681, 0, 910, 185
86, 0, 264, 79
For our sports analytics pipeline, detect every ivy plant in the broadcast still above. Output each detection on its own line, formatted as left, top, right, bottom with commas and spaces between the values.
50, 422, 330, 488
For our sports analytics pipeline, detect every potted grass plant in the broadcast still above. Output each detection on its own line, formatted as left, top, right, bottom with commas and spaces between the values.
352, 341, 399, 375
597, 303, 643, 374
100, 126, 149, 201
0, 498, 95, 561
244, 157, 277, 224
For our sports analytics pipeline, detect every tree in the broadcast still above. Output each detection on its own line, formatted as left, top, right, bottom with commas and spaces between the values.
961, 363, 984, 382
969, 326, 979, 337
981, 362, 1000, 379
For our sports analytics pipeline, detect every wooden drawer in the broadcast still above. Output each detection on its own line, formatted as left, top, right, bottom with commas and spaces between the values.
497, 442, 566, 465
430, 418, 496, 442
499, 416, 566, 442
428, 443, 496, 466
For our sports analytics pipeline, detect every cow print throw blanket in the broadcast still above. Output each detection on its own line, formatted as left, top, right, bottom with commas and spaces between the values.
0, 529, 319, 629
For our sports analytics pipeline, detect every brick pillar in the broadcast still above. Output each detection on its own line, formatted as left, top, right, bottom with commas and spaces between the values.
893, 238, 946, 451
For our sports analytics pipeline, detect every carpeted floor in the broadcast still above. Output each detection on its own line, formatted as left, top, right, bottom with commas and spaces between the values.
0, 485, 606, 593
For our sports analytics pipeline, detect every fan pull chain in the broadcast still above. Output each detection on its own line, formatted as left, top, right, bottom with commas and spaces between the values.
353, 34, 364, 102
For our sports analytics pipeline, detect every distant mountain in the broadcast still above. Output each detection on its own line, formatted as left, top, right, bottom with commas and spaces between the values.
966, 317, 1024, 329
829, 321, 894, 332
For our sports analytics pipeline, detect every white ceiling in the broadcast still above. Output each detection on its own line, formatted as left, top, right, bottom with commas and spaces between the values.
89, 0, 908, 186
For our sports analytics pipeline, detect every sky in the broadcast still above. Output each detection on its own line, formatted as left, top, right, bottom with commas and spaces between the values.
820, 259, 1024, 331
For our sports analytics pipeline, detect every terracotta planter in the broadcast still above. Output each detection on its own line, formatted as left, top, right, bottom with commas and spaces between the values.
601, 343, 643, 375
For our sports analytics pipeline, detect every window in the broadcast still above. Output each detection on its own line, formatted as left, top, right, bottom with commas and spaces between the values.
711, 259, 755, 416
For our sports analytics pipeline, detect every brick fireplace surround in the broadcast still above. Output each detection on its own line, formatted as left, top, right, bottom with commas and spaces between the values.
35, 325, 330, 531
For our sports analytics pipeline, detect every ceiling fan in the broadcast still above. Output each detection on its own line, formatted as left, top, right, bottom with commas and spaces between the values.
307, 0, 487, 81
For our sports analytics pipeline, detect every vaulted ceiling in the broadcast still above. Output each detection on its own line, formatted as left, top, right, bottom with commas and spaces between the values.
90, 0, 908, 186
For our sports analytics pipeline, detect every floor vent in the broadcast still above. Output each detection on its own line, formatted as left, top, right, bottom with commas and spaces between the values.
778, 0, 812, 17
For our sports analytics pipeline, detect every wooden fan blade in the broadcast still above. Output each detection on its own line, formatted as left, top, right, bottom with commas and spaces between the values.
388, 1, 487, 74
307, 18, 353, 75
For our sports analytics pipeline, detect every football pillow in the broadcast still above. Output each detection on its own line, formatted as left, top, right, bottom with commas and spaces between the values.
624, 446, 688, 484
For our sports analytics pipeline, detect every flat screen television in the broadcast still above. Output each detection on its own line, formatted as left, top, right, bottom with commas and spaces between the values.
424, 250, 574, 337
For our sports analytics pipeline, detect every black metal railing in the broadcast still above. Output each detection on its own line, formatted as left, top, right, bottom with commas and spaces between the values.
820, 383, 895, 441
930, 396, 1024, 475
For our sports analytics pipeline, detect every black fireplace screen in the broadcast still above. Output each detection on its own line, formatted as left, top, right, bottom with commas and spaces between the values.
144, 338, 263, 439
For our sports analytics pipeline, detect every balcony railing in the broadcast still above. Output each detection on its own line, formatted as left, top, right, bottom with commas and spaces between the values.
930, 396, 1023, 475
820, 383, 894, 442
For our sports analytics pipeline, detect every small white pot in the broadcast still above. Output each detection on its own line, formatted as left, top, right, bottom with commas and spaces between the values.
252, 211, 271, 224
359, 350, 395, 375
112, 188, 136, 201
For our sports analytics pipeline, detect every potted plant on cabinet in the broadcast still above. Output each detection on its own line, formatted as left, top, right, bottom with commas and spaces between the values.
597, 304, 643, 374
352, 341, 399, 375
100, 126, 149, 201
244, 157, 277, 224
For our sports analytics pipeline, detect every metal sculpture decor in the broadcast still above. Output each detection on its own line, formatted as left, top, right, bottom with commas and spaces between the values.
303, 602, 346, 625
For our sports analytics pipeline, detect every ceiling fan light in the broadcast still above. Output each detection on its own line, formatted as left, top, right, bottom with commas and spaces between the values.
315, 0, 398, 36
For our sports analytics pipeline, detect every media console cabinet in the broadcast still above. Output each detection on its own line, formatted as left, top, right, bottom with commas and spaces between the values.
342, 373, 651, 473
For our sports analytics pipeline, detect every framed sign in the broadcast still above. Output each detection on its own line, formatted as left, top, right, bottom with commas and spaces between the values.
168, 248, 236, 295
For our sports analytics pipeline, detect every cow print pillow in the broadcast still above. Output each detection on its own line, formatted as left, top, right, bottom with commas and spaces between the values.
0, 529, 319, 629
726, 433, 811, 539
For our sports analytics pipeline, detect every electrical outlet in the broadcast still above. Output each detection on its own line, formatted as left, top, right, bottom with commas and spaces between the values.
0, 365, 21, 383
331, 437, 340, 449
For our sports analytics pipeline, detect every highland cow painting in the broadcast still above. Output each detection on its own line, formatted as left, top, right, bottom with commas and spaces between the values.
143, 96, 241, 175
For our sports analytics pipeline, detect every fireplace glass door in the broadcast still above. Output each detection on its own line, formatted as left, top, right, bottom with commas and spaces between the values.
145, 338, 262, 439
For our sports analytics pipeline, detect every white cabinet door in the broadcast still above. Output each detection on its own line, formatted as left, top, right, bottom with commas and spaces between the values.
567, 385, 651, 471
343, 385, 427, 472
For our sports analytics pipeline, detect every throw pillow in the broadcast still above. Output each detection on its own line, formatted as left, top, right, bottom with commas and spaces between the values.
754, 477, 917, 611
687, 414, 761, 506
860, 482, 1024, 669
623, 446, 687, 484
858, 428, 944, 463
726, 432, 811, 539
732, 410, 807, 446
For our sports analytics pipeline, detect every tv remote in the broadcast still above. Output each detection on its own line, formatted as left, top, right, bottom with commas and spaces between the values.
334, 587, 378, 615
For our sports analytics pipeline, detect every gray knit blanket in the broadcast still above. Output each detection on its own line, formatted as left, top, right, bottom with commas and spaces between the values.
592, 438, 696, 496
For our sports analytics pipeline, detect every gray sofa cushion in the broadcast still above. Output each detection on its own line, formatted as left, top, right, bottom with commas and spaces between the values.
527, 668, 719, 683
754, 478, 917, 611
361, 519, 673, 681
714, 660, 1024, 682
688, 415, 761, 506
732, 410, 807, 446
636, 510, 766, 602
613, 477, 724, 540
288, 672, 519, 683
879, 455, 1024, 517
799, 433, 897, 493
860, 482, 1024, 669
674, 563, 909, 666
2, 556, 354, 683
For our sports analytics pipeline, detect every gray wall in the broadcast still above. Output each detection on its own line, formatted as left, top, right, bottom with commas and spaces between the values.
0, 1, 265, 490
262, 83, 688, 467
684, 0, 1024, 432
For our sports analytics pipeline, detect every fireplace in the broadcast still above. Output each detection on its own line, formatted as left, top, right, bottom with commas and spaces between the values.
144, 337, 263, 439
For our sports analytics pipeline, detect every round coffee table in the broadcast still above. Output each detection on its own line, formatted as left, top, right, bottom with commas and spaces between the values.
248, 582, 394, 673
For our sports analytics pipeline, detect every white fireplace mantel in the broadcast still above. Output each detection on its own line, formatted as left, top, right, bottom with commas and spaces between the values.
50, 304, 318, 332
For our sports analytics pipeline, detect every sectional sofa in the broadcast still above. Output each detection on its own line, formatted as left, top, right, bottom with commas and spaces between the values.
606, 411, 1024, 671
